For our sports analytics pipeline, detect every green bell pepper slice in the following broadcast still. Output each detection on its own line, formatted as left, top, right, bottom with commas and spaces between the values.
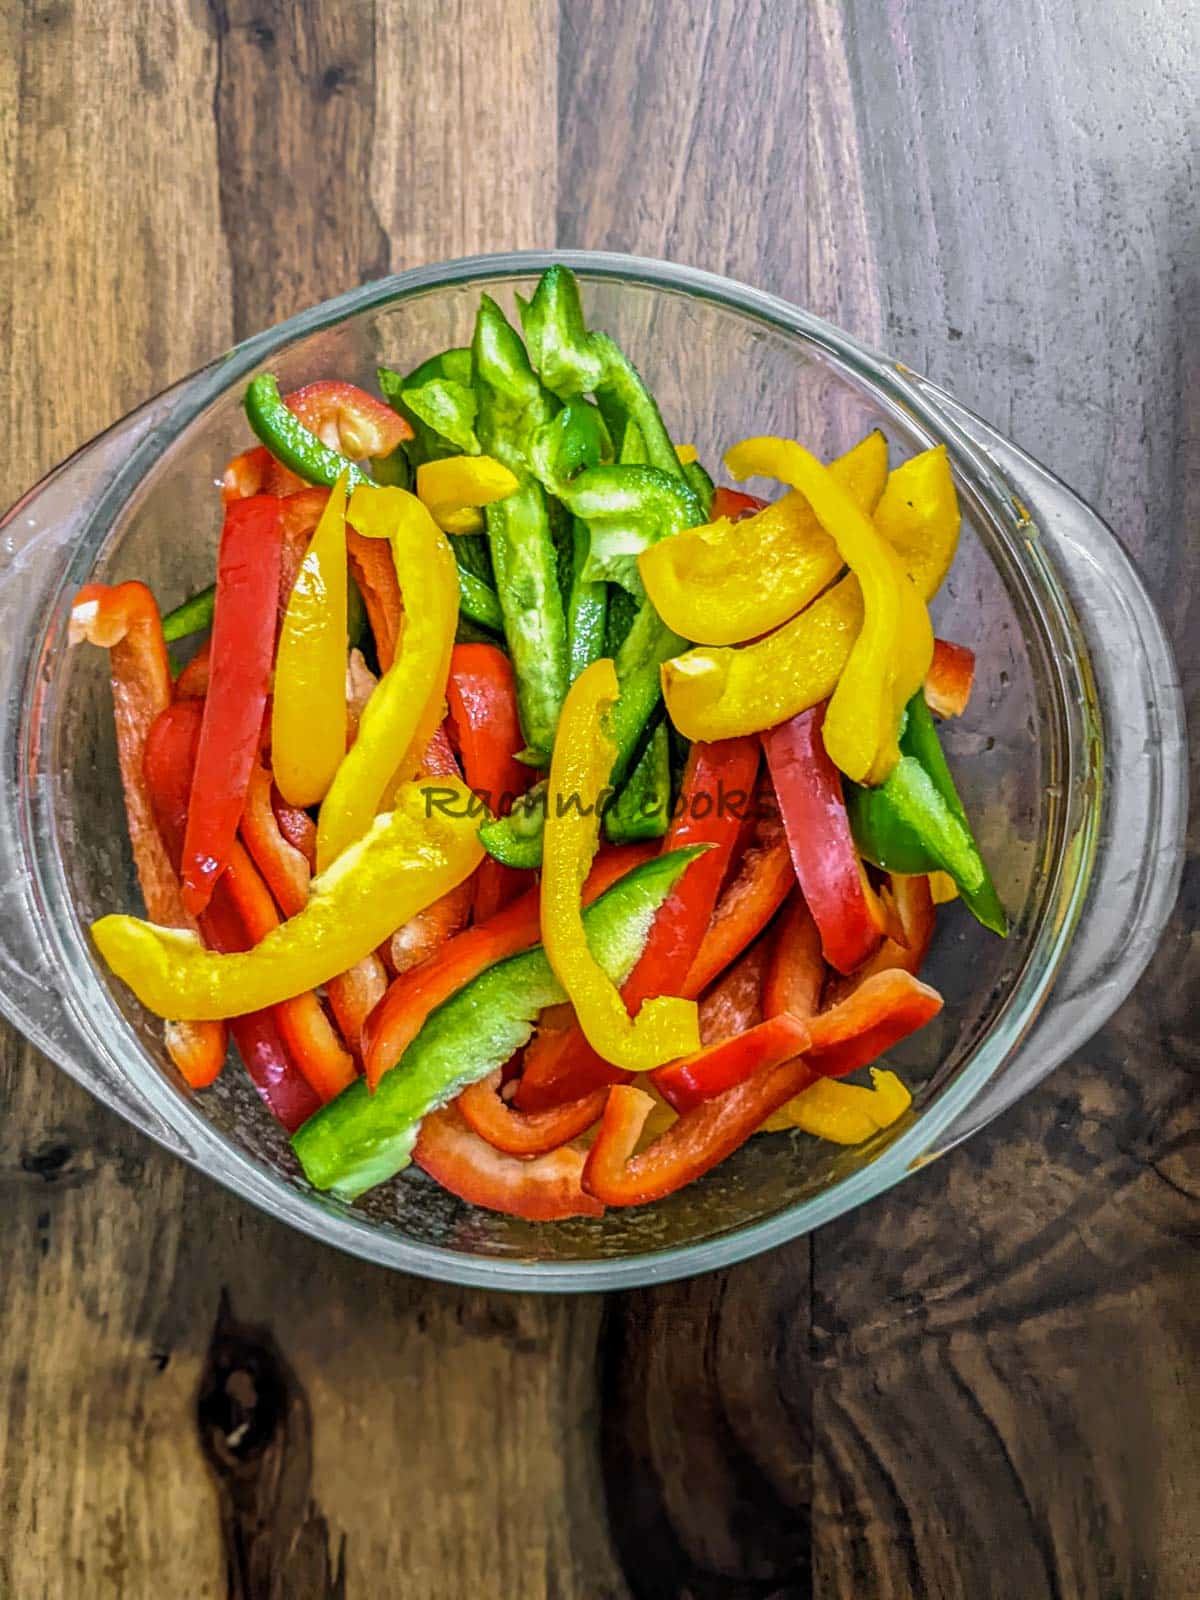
846, 691, 1007, 935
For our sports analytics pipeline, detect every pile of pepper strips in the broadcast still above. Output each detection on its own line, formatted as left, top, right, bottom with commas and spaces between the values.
74, 265, 1003, 1219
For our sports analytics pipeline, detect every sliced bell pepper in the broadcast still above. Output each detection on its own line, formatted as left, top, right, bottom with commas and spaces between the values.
445, 642, 533, 920
416, 454, 519, 534
272, 786, 316, 865
639, 431, 889, 645
767, 1068, 913, 1142
762, 895, 825, 1022
382, 719, 475, 974
69, 582, 193, 932
179, 495, 282, 916
762, 702, 882, 975
925, 638, 975, 719
565, 518, 608, 682
514, 736, 766, 1111
709, 486, 768, 522
316, 486, 458, 871
472, 294, 571, 761
456, 1069, 608, 1156
833, 872, 937, 995
605, 720, 671, 844
696, 938, 772, 1045
724, 437, 934, 784
325, 956, 389, 1059
294, 845, 702, 1198
346, 530, 402, 670
361, 842, 653, 1090
654, 1014, 811, 1113
554, 464, 703, 598
845, 691, 1006, 934
929, 870, 959, 904
162, 1019, 228, 1088
94, 777, 485, 1021
581, 1053, 817, 1207
413, 1103, 604, 1220
804, 969, 942, 1079
272, 475, 349, 808
540, 659, 700, 1072
662, 445, 959, 744
162, 588, 216, 645
683, 810, 794, 997
221, 444, 305, 503
378, 348, 476, 461
144, 701, 350, 1105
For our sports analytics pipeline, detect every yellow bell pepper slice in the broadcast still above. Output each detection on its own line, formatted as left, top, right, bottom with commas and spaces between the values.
93, 779, 485, 1020
674, 443, 698, 466
541, 658, 700, 1070
928, 870, 959, 904
662, 446, 958, 748
316, 486, 458, 871
271, 471, 349, 808
640, 431, 888, 645
416, 454, 519, 535
722, 437, 933, 784
764, 1067, 912, 1142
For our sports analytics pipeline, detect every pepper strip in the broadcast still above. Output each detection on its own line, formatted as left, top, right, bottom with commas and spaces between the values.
762, 702, 881, 975
94, 777, 484, 1021
582, 1056, 818, 1207
768, 1068, 913, 1143
144, 702, 338, 1111
541, 659, 700, 1071
762, 896, 825, 1022
273, 475, 349, 807
362, 843, 653, 1091
639, 432, 888, 645
514, 735, 760, 1111
456, 1069, 608, 1157
180, 495, 283, 915
316, 486, 458, 871
925, 638, 975, 719
654, 1015, 811, 1114
385, 723, 474, 975
415, 454, 519, 534
662, 445, 959, 745
413, 1103, 604, 1220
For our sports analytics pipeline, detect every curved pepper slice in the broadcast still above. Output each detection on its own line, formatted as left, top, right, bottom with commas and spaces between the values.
541, 659, 700, 1071
582, 1054, 817, 1207
662, 445, 958, 746
766, 1067, 913, 1142
925, 638, 975, 719
416, 454, 519, 534
272, 474, 349, 807
762, 895, 825, 1022
654, 1014, 811, 1114
93, 778, 484, 1021
723, 437, 933, 784
316, 486, 458, 870
640, 432, 888, 645
413, 1103, 604, 1220
456, 1069, 608, 1157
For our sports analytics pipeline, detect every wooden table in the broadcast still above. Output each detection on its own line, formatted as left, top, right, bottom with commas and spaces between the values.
2, 3, 1196, 1595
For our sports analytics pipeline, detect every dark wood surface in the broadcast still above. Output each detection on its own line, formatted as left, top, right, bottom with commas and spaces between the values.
1, 2, 1196, 1595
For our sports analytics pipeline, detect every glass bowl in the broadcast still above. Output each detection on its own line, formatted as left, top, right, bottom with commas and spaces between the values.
0, 252, 1185, 1290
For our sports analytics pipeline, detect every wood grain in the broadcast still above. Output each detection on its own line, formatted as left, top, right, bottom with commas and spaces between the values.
1, 0, 1197, 1596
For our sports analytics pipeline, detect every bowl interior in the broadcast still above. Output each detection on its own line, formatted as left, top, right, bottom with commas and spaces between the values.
46, 271, 1063, 1265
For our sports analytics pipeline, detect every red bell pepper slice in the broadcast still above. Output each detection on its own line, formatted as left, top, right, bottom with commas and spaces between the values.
710, 486, 770, 522
143, 703, 322, 1126
162, 1020, 228, 1089
385, 721, 474, 976
277, 487, 331, 613
272, 787, 316, 864
655, 1014, 811, 1114
762, 702, 882, 975
147, 700, 355, 1103
180, 495, 282, 916
832, 872, 936, 997
446, 643, 533, 920
69, 582, 191, 931
924, 638, 976, 719
284, 380, 412, 458
362, 843, 654, 1091
680, 810, 795, 999
696, 937, 771, 1044
175, 640, 211, 699
347, 532, 402, 670
805, 969, 942, 1078
456, 1069, 607, 1156
763, 894, 825, 1021
413, 1102, 604, 1221
514, 737, 762, 1112
222, 445, 305, 502
582, 1056, 817, 1207
241, 750, 311, 917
